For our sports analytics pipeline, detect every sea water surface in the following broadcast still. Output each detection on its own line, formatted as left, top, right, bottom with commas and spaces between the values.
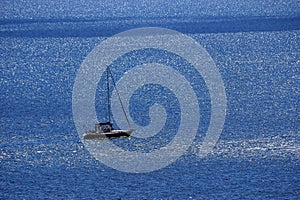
1, 1, 300, 199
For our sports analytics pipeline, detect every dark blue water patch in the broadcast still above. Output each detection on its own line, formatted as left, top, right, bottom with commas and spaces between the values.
128, 84, 180, 127
111, 84, 181, 152
1, 16, 299, 38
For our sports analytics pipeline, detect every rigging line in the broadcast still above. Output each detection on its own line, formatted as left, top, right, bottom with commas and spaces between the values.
106, 66, 111, 122
108, 69, 132, 129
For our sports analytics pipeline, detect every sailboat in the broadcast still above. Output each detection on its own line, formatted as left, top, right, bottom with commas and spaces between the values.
83, 66, 133, 140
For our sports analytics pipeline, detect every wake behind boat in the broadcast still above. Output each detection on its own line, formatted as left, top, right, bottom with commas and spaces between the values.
83, 66, 133, 140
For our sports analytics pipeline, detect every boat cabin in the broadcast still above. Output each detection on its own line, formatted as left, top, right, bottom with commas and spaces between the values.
95, 122, 114, 133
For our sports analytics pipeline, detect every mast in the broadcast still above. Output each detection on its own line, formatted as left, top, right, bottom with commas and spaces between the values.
106, 66, 111, 122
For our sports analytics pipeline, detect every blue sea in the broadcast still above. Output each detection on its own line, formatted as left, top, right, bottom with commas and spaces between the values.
1, 1, 299, 199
